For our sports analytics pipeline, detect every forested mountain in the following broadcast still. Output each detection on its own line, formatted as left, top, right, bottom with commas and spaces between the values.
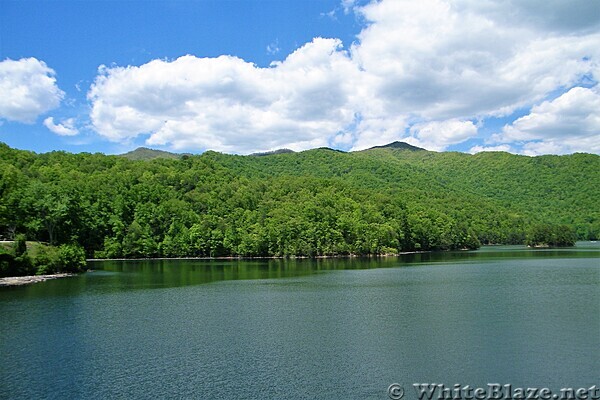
364, 141, 425, 151
0, 142, 597, 259
120, 147, 183, 161
249, 149, 295, 157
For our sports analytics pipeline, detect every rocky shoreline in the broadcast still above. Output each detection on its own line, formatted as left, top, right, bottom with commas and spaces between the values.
0, 273, 75, 287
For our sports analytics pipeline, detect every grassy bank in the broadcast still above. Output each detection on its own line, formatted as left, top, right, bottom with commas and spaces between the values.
0, 236, 86, 278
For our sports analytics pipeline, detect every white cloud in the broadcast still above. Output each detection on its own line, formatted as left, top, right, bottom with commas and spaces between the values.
0, 58, 64, 123
86, 0, 600, 154
469, 144, 512, 154
520, 141, 570, 156
491, 86, 600, 154
453, 0, 600, 34
88, 38, 360, 153
349, 118, 478, 152
347, 0, 598, 152
354, 0, 599, 153
408, 119, 478, 151
43, 117, 79, 136
349, 115, 409, 151
351, 0, 599, 120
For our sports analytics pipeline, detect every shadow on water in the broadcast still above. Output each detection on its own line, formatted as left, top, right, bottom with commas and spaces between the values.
80, 242, 600, 291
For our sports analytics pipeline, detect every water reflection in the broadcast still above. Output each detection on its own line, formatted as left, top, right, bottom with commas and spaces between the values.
86, 242, 599, 290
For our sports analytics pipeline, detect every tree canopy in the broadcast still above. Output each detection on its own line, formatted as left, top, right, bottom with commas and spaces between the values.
0, 142, 597, 259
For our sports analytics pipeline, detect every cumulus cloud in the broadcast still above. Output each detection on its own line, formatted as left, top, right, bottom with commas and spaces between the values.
349, 115, 409, 151
453, 0, 600, 34
344, 0, 599, 152
492, 86, 600, 154
408, 119, 477, 151
43, 117, 79, 136
352, 0, 598, 120
88, 38, 360, 153
86, 0, 600, 154
0, 58, 64, 123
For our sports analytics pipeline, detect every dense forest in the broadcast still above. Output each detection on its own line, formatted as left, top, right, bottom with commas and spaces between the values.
0, 142, 597, 262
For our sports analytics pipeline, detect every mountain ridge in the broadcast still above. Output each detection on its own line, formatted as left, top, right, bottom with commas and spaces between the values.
119, 147, 184, 161
119, 141, 428, 159
363, 141, 427, 152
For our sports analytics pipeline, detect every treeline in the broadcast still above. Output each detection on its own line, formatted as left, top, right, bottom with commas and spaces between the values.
525, 224, 577, 248
0, 142, 598, 260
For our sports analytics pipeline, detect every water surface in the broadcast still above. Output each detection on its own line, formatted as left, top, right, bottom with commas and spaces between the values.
1, 244, 598, 399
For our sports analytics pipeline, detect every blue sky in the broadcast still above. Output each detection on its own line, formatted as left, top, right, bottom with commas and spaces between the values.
1, 0, 599, 155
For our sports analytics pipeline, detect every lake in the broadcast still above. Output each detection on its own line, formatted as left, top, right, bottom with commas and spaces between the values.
1, 243, 599, 399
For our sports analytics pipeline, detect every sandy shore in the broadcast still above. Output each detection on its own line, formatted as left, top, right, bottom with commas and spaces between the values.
0, 273, 75, 287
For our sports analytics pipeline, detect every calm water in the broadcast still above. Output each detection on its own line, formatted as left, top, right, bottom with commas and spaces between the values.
1, 244, 599, 399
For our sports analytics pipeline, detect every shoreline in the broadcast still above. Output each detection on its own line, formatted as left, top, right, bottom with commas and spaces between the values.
0, 273, 76, 287
86, 251, 433, 262
2, 250, 466, 286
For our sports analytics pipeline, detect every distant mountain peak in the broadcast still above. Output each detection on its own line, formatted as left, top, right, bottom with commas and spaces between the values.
119, 147, 182, 161
365, 141, 426, 151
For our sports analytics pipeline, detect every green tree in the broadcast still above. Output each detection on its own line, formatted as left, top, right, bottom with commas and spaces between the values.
21, 182, 70, 244
526, 224, 576, 247
122, 220, 158, 258
57, 244, 87, 273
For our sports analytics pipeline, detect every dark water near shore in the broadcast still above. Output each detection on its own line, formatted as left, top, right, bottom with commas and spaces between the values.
1, 243, 599, 399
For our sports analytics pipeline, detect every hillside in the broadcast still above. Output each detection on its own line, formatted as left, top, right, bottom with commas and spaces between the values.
0, 142, 597, 258
119, 147, 183, 161
249, 149, 295, 157
363, 141, 426, 151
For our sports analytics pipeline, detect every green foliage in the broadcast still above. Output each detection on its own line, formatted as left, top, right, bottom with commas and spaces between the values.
0, 239, 86, 277
13, 234, 27, 257
56, 244, 87, 273
1, 234, 35, 276
33, 245, 60, 275
119, 147, 182, 161
0, 142, 597, 261
12, 253, 34, 276
122, 220, 158, 258
525, 224, 577, 247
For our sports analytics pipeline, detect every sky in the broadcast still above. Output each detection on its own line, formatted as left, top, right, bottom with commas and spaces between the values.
1, 0, 599, 156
